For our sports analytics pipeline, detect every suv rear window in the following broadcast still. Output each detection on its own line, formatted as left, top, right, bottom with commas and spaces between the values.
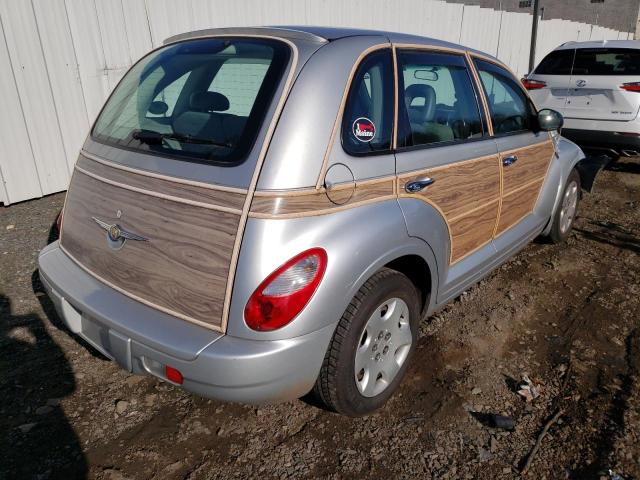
534, 49, 575, 75
573, 48, 640, 75
92, 38, 290, 165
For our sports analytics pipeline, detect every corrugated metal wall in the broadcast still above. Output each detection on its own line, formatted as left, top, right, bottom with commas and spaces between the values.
0, 0, 632, 205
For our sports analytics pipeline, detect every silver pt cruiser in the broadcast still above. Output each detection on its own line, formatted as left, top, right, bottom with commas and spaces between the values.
39, 26, 595, 416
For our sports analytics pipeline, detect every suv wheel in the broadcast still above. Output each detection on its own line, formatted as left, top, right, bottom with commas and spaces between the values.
549, 168, 581, 244
313, 268, 420, 416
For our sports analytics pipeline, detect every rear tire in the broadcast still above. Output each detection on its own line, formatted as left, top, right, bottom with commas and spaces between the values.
313, 268, 420, 416
548, 168, 580, 244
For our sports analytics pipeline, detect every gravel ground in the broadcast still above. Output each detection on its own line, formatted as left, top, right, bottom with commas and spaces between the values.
1, 157, 639, 480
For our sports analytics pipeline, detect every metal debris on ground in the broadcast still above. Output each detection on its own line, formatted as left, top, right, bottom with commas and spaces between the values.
518, 374, 542, 402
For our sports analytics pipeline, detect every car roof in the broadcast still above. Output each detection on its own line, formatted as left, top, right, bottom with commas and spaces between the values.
554, 39, 640, 51
164, 25, 498, 61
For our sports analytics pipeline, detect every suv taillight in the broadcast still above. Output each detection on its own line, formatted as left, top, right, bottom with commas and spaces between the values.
244, 248, 328, 331
521, 78, 547, 90
621, 82, 640, 92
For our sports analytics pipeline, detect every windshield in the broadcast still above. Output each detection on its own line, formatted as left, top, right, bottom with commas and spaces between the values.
92, 38, 290, 165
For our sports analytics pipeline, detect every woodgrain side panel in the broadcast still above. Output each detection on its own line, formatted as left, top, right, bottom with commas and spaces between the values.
76, 155, 246, 213
60, 170, 239, 330
398, 155, 500, 220
501, 141, 553, 194
250, 179, 396, 218
495, 179, 544, 236
449, 201, 499, 263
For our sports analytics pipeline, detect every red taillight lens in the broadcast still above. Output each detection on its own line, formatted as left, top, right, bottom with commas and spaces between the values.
621, 82, 640, 92
521, 78, 547, 90
244, 248, 328, 331
165, 365, 183, 384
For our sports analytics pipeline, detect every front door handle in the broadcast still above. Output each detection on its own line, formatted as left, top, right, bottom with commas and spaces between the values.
502, 155, 518, 167
405, 177, 435, 193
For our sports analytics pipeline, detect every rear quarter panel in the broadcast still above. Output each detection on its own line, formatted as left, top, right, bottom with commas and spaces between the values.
227, 200, 438, 341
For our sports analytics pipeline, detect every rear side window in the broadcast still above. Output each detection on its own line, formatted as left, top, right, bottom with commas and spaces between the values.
534, 49, 575, 75
92, 38, 290, 165
475, 60, 536, 135
341, 49, 394, 155
573, 48, 640, 75
397, 50, 484, 148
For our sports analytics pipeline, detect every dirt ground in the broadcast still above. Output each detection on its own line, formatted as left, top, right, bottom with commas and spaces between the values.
1, 157, 639, 480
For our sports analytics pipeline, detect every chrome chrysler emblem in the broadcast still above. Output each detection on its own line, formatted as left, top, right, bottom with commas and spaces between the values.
92, 217, 147, 249
576, 79, 587, 88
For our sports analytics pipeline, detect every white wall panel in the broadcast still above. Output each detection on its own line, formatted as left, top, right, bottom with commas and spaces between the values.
65, 0, 110, 124
0, 0, 632, 204
93, 0, 132, 89
0, 0, 69, 197
32, 0, 90, 171
0, 11, 41, 203
122, 0, 153, 62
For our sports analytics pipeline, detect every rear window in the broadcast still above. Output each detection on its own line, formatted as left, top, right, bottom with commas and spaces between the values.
534, 49, 575, 75
573, 48, 640, 75
92, 38, 290, 165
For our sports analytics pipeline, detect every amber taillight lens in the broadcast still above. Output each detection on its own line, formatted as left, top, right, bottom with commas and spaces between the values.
244, 248, 328, 331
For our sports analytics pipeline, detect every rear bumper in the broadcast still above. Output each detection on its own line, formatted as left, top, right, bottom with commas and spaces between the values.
38, 242, 334, 404
561, 128, 640, 156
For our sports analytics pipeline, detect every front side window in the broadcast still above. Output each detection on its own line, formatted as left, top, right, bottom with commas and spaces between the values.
397, 51, 484, 148
475, 59, 536, 135
92, 38, 290, 165
341, 49, 394, 155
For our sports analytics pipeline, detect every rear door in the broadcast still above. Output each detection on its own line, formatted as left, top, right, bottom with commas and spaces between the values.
527, 48, 575, 111
394, 48, 501, 282
564, 47, 640, 122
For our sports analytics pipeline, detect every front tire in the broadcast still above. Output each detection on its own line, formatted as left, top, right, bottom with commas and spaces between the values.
548, 168, 580, 244
313, 268, 420, 416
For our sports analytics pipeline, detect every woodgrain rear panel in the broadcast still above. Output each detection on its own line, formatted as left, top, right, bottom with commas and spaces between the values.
77, 155, 246, 213
60, 165, 242, 331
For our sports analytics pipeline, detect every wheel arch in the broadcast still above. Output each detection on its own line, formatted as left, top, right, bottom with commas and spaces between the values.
384, 254, 432, 314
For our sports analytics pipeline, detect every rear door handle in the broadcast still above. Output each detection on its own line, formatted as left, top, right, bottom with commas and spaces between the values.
502, 155, 518, 167
405, 177, 435, 193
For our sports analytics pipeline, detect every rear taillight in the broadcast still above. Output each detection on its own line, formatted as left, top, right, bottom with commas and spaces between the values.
621, 82, 640, 92
521, 78, 547, 90
244, 248, 328, 331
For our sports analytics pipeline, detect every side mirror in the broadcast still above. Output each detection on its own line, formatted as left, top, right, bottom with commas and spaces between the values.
537, 108, 563, 132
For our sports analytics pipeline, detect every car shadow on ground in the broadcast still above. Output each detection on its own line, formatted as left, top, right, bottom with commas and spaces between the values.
0, 291, 88, 479
574, 219, 640, 255
606, 160, 640, 175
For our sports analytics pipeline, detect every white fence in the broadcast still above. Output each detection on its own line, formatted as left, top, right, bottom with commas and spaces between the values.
0, 0, 632, 205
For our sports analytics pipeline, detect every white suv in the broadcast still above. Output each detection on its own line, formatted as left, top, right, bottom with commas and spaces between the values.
524, 40, 640, 158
